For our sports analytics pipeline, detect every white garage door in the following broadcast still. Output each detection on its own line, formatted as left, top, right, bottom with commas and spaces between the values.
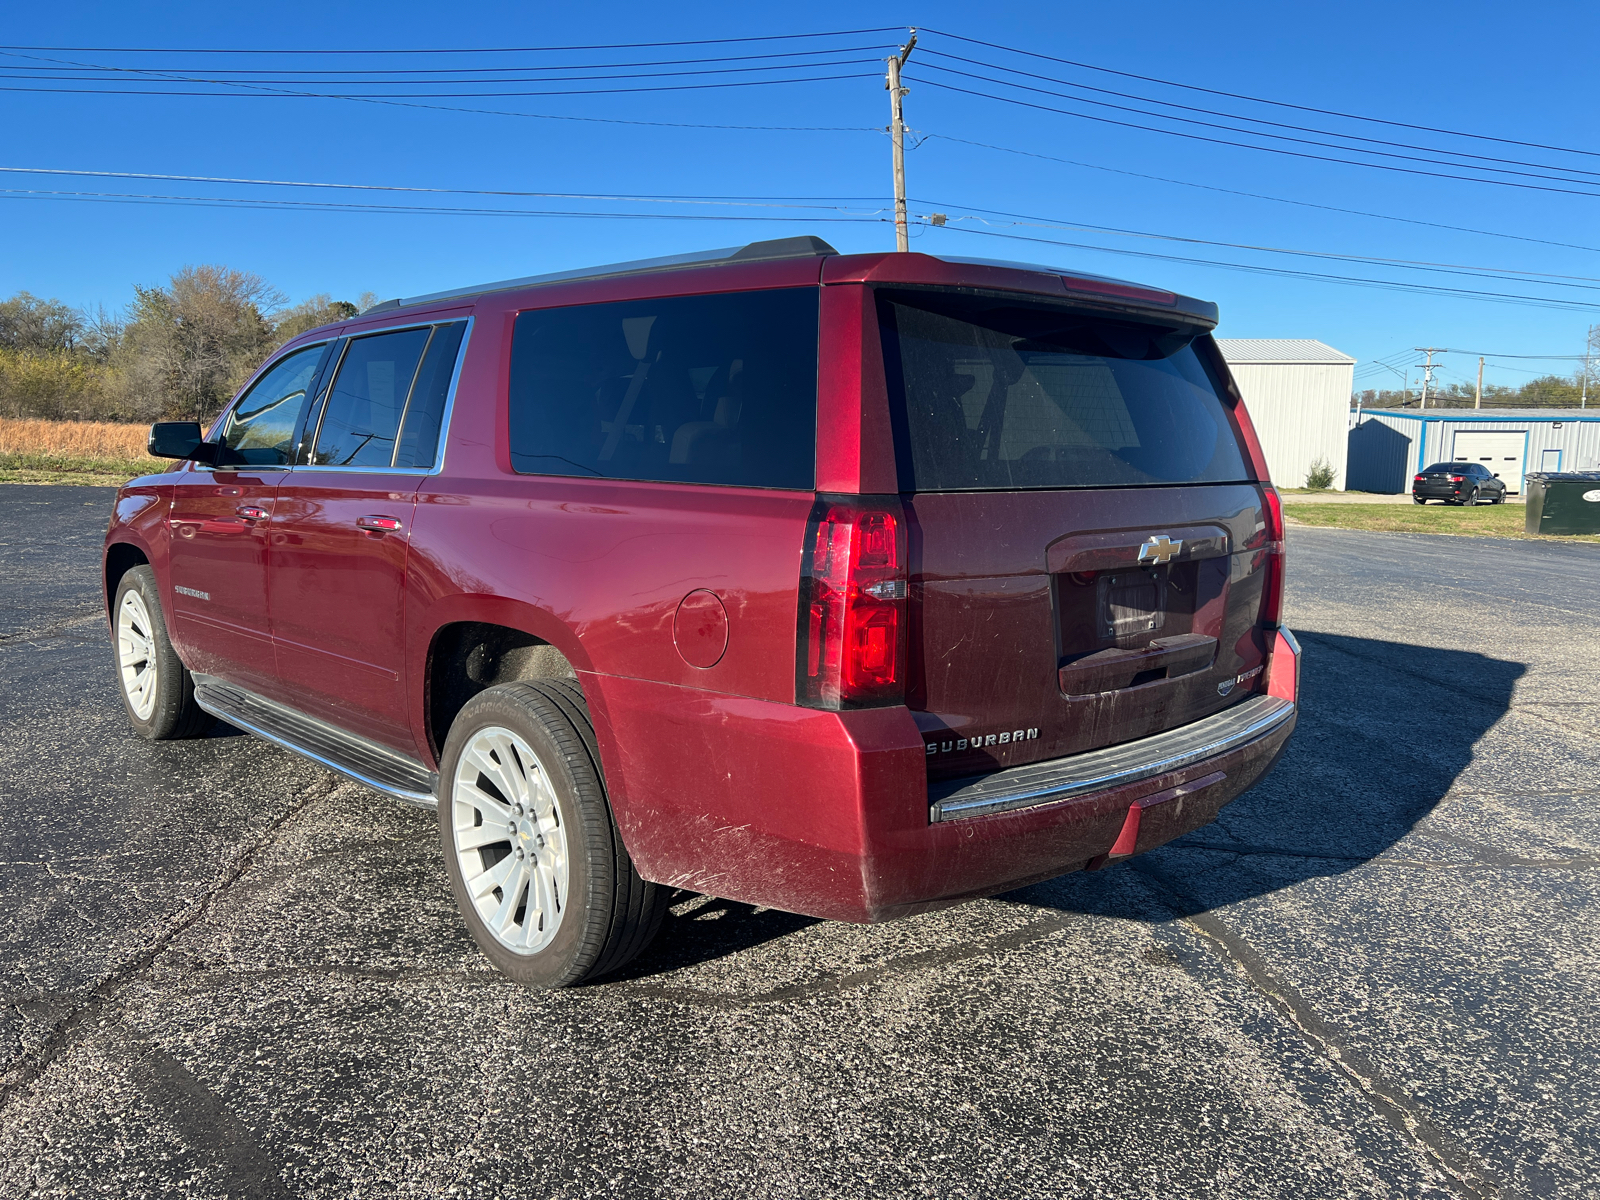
1452, 431, 1527, 493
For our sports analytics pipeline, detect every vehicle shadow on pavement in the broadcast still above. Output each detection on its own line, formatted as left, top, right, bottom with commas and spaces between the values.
605, 893, 823, 982
1006, 629, 1526, 919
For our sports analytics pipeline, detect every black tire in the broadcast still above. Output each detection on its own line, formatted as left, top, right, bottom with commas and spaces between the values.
1463, 488, 1478, 506
111, 565, 209, 740
1413, 496, 1427, 505
437, 679, 667, 987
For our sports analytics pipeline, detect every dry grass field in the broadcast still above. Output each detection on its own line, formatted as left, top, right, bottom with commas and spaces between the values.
0, 418, 162, 484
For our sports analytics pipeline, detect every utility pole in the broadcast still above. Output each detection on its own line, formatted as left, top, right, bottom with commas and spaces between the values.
886, 29, 917, 253
1413, 347, 1443, 408
1584, 324, 1594, 410
1476, 356, 1484, 409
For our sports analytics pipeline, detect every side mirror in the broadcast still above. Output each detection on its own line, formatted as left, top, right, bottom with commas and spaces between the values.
148, 421, 217, 463
1493, 473, 1501, 479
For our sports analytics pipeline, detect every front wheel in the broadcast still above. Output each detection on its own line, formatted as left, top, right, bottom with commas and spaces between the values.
112, 565, 209, 739
438, 680, 667, 987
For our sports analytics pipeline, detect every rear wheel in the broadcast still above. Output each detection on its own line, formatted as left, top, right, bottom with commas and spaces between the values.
1413, 496, 1427, 505
438, 680, 667, 987
112, 565, 208, 740
1462, 488, 1479, 506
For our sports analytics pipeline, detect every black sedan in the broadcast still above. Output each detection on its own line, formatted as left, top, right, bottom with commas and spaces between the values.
1412, 461, 1508, 505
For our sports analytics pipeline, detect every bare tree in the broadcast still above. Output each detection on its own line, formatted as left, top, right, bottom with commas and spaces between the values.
114, 265, 285, 420
0, 292, 83, 353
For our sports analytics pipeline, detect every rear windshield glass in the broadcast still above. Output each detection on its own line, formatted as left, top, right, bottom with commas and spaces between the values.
1422, 463, 1472, 474
877, 289, 1248, 491
508, 288, 818, 490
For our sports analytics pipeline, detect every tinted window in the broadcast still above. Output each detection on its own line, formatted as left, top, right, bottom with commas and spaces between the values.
217, 344, 326, 467
312, 328, 431, 467
1423, 463, 1473, 474
395, 322, 467, 469
508, 289, 818, 489
878, 290, 1248, 491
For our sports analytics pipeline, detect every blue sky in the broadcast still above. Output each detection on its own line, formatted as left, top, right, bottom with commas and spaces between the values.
4, 1, 1598, 395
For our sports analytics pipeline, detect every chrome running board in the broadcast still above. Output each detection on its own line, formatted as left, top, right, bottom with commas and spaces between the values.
193, 676, 438, 807
929, 694, 1295, 822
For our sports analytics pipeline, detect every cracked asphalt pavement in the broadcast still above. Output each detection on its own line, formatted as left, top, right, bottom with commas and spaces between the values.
2, 482, 1597, 1199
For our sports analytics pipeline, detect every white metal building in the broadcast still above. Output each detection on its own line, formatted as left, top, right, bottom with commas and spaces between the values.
1347, 408, 1600, 494
1217, 339, 1356, 491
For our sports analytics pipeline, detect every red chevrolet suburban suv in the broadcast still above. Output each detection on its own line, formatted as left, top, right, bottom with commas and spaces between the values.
105, 237, 1299, 987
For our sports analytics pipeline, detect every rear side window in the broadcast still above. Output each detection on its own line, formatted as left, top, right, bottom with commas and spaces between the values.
508, 288, 818, 489
310, 321, 467, 469
313, 328, 432, 467
877, 290, 1249, 491
396, 322, 467, 469
217, 344, 326, 467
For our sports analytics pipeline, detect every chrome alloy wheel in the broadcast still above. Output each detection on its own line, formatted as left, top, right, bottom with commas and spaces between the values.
116, 588, 159, 721
451, 726, 569, 954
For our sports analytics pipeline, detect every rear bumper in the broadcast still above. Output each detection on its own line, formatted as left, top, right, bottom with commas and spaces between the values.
587, 627, 1301, 923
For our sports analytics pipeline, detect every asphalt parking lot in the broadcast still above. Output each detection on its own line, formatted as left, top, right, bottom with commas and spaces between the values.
1, 483, 1597, 1200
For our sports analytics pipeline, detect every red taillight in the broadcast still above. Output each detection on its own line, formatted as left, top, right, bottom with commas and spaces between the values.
1450, 475, 1465, 482
1414, 475, 1426, 482
1256, 485, 1286, 629
1260, 484, 1285, 542
797, 497, 908, 709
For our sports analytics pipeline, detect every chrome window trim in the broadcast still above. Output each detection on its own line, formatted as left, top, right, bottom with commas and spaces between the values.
275, 315, 474, 478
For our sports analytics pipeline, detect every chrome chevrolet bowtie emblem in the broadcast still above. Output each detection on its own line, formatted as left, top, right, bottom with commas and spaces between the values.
1137, 535, 1182, 566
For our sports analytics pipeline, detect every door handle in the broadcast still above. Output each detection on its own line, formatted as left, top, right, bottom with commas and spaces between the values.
356, 515, 404, 533
237, 506, 269, 521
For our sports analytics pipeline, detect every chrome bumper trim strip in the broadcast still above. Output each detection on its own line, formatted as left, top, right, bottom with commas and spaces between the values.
930, 694, 1295, 822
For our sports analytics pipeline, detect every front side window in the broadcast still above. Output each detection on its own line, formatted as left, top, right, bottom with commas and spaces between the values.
216, 344, 326, 467
878, 290, 1249, 491
507, 288, 819, 489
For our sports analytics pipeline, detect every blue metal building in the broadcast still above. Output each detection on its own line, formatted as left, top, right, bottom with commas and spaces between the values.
1347, 408, 1600, 494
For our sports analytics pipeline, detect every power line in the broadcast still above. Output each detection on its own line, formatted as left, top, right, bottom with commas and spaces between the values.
908, 74, 1600, 198
912, 77, 1600, 200
0, 28, 906, 55
920, 200, 1600, 291
9, 166, 1598, 312
0, 166, 890, 207
0, 187, 894, 225
0, 45, 890, 93
0, 44, 895, 77
919, 27, 1600, 163
924, 135, 1600, 255
915, 221, 1600, 313
0, 70, 883, 101
17, 162, 1596, 295
916, 48, 1600, 183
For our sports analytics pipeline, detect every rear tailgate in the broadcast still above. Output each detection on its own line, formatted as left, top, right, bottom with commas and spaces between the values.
874, 286, 1277, 782
908, 485, 1272, 781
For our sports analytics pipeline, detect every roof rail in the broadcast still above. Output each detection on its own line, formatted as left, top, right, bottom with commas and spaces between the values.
363, 235, 838, 314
